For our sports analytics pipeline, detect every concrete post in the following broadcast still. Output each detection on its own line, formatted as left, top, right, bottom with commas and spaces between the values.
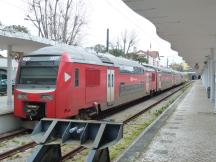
203, 56, 210, 90
202, 66, 208, 88
213, 50, 216, 112
7, 45, 13, 110
208, 57, 211, 89
210, 49, 215, 102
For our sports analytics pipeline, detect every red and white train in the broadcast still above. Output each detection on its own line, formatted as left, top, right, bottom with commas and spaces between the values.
14, 46, 186, 120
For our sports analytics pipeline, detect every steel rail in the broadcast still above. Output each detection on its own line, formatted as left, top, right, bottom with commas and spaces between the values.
60, 82, 191, 161
0, 83, 189, 161
0, 142, 36, 161
123, 82, 190, 124
0, 129, 28, 143
0, 83, 191, 161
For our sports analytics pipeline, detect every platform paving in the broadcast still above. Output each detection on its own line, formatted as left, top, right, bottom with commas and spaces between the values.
117, 80, 216, 162
0, 95, 14, 114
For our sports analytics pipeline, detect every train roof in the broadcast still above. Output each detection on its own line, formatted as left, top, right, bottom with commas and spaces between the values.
142, 63, 184, 74
27, 45, 143, 68
28, 45, 106, 66
97, 53, 143, 68
26, 46, 184, 74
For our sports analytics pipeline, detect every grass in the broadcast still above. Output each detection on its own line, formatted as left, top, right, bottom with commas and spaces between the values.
110, 119, 154, 161
66, 84, 192, 162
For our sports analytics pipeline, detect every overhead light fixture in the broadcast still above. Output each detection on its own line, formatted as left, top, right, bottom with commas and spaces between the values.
194, 63, 199, 70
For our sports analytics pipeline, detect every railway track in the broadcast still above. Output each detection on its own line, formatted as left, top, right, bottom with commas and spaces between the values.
60, 82, 191, 161
0, 82, 191, 161
0, 142, 36, 161
0, 129, 28, 142
0, 129, 34, 161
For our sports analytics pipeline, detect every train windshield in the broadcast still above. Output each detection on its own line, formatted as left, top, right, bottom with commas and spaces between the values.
19, 66, 58, 85
17, 56, 60, 88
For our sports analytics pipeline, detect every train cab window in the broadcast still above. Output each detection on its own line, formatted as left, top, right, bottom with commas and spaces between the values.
74, 68, 79, 87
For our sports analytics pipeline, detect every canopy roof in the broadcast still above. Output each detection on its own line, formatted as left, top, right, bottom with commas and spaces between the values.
0, 30, 56, 53
123, 0, 216, 73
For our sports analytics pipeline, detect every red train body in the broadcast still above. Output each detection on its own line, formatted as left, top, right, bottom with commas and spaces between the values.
14, 46, 185, 120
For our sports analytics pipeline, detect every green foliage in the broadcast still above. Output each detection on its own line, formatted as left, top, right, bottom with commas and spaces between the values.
126, 52, 148, 63
169, 63, 184, 71
138, 57, 148, 64
93, 44, 106, 53
109, 48, 124, 57
3, 25, 29, 33
110, 119, 154, 160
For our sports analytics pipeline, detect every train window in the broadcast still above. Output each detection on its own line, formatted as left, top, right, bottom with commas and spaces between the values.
134, 67, 144, 74
108, 74, 111, 87
120, 66, 144, 74
19, 66, 58, 85
119, 65, 134, 74
152, 73, 156, 81
74, 68, 79, 87
112, 74, 114, 87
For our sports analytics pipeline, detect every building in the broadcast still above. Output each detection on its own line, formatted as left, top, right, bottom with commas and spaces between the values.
136, 50, 160, 66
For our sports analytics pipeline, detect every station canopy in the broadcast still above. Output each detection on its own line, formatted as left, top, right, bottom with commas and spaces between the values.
123, 0, 216, 73
0, 30, 57, 53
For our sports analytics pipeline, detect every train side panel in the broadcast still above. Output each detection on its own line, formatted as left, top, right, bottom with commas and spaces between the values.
55, 60, 109, 118
114, 69, 146, 108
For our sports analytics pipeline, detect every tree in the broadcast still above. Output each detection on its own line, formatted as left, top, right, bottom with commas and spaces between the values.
93, 44, 106, 53
109, 48, 124, 57
26, 0, 87, 45
110, 30, 137, 55
121, 30, 137, 54
3, 25, 29, 33
126, 52, 148, 64
137, 57, 148, 64
169, 63, 184, 71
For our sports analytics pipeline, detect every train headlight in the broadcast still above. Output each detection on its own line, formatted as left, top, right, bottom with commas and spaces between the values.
41, 94, 53, 101
22, 57, 31, 61
17, 94, 28, 100
49, 56, 60, 61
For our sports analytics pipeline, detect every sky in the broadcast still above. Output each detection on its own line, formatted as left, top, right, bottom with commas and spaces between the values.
0, 0, 183, 66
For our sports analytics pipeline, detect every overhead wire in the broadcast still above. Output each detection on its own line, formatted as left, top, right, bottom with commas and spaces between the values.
103, 0, 154, 40
103, 0, 175, 53
0, 0, 27, 11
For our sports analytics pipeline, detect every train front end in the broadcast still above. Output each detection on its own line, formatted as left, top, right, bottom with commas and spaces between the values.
14, 55, 60, 120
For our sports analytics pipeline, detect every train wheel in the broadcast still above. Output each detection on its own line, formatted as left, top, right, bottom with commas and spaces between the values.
150, 90, 153, 97
152, 90, 156, 96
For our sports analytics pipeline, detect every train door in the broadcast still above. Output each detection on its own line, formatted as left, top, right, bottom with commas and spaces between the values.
146, 72, 150, 93
158, 73, 162, 90
107, 69, 115, 105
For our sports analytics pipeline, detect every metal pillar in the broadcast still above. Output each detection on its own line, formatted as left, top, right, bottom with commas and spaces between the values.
7, 45, 13, 109
106, 28, 109, 52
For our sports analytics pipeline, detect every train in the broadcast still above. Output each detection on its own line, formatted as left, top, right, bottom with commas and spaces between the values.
14, 46, 187, 120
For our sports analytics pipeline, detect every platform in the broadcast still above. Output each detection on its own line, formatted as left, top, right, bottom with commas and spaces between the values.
0, 95, 14, 115
117, 80, 216, 162
0, 95, 20, 134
